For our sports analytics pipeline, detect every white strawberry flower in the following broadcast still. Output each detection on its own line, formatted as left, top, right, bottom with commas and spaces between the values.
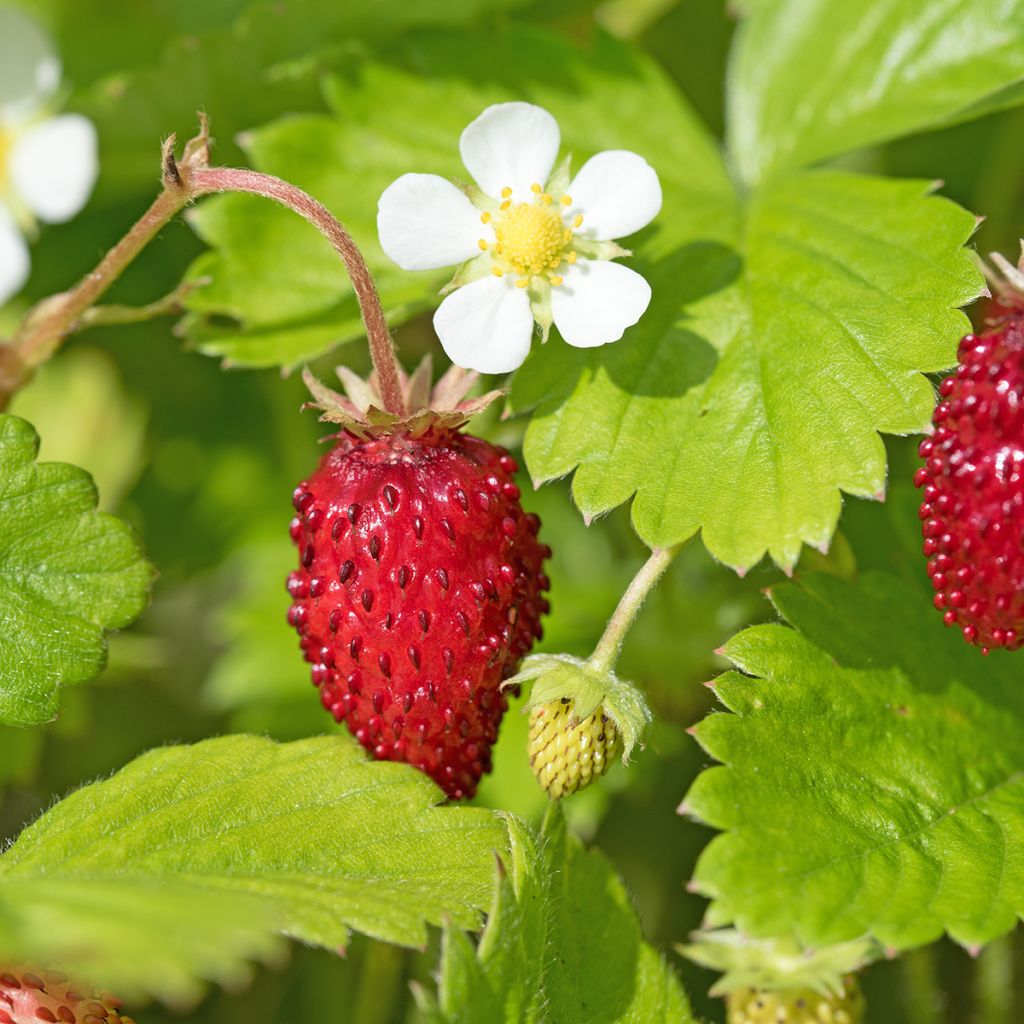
377, 102, 661, 374
0, 6, 98, 306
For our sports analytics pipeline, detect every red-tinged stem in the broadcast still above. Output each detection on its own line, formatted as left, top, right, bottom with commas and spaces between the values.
1, 128, 406, 415
187, 167, 404, 416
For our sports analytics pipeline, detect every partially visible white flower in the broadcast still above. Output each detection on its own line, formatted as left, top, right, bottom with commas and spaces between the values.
0, 6, 98, 305
377, 102, 661, 374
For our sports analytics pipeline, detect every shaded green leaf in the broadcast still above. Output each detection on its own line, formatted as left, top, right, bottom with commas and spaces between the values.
0, 734, 509, 1001
728, 0, 1024, 184
0, 414, 153, 726
419, 807, 694, 1023
685, 571, 1024, 952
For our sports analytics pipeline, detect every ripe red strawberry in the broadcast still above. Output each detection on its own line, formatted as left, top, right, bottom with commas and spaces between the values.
915, 275, 1024, 652
0, 967, 134, 1024
288, 408, 550, 799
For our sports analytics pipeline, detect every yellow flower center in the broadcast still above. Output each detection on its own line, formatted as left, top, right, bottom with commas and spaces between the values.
479, 183, 582, 288
495, 202, 565, 273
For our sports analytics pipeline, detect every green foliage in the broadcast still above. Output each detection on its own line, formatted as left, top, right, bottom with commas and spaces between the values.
685, 570, 1024, 952
728, 0, 1024, 184
418, 807, 694, 1024
0, 734, 509, 1001
510, 653, 651, 762
0, 414, 153, 726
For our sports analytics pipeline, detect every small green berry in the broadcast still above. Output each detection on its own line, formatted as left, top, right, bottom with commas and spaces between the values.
528, 697, 621, 798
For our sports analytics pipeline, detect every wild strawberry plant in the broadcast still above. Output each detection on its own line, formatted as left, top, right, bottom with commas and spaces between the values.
2, 1, 1024, 1022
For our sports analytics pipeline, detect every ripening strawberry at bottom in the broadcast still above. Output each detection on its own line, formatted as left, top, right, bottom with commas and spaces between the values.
287, 365, 550, 799
0, 967, 134, 1024
915, 253, 1024, 653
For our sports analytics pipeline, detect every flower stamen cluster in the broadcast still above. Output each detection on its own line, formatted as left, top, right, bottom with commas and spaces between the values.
482, 183, 579, 287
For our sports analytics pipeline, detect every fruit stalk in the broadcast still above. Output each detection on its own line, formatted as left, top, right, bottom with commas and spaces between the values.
1, 122, 406, 415
588, 545, 680, 674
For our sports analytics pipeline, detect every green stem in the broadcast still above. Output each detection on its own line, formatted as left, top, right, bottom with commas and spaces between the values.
588, 545, 681, 674
976, 936, 1014, 1024
903, 945, 943, 1024
0, 123, 406, 414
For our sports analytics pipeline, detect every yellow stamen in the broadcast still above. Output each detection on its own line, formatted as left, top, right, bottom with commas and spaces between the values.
530, 183, 542, 194
573, 214, 583, 228
515, 278, 529, 288
478, 239, 489, 251
492, 267, 504, 277
500, 199, 511, 210
501, 186, 513, 198
567, 251, 577, 263
561, 194, 572, 206
480, 211, 491, 223
549, 274, 563, 286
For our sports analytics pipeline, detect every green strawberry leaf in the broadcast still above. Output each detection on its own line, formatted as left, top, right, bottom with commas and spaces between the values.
418, 806, 695, 1024
513, 171, 982, 570
728, 0, 1024, 184
0, 414, 154, 727
0, 734, 509, 1002
685, 570, 1024, 952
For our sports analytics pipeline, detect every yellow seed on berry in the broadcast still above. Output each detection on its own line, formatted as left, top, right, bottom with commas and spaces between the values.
528, 698, 621, 799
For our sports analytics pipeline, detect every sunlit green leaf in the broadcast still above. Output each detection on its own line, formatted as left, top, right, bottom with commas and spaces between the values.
729, 0, 1024, 184
686, 571, 1024, 952
0, 415, 153, 726
0, 734, 509, 1001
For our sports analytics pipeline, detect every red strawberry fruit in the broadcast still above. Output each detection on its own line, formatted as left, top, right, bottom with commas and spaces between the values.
916, 253, 1024, 652
0, 967, 134, 1024
287, 364, 550, 798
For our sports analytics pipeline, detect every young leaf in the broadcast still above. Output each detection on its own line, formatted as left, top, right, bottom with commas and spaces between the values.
418, 807, 694, 1024
513, 171, 982, 570
0, 414, 153, 727
0, 734, 509, 1002
685, 571, 1024, 952
729, 0, 1024, 184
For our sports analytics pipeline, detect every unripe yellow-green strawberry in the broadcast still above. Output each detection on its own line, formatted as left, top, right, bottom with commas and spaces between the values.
528, 697, 621, 798
726, 976, 863, 1024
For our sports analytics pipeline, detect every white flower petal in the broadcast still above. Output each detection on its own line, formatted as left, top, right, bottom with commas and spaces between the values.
11, 115, 98, 223
460, 102, 559, 203
0, 208, 30, 305
551, 260, 651, 349
0, 7, 60, 120
377, 173, 490, 271
566, 150, 662, 241
433, 275, 534, 374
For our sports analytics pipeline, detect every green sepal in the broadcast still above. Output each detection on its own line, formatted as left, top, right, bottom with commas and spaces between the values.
681, 929, 879, 998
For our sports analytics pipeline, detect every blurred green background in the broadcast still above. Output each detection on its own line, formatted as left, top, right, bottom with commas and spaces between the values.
3, 0, 1024, 1020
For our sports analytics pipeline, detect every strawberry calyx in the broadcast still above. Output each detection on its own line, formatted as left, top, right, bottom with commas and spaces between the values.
976, 245, 1024, 323
301, 356, 504, 441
